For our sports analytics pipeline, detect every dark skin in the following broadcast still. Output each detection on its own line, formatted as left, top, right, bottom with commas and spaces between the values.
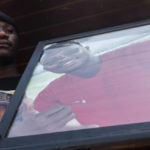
0, 21, 19, 78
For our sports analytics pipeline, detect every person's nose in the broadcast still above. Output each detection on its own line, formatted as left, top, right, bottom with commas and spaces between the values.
0, 30, 8, 39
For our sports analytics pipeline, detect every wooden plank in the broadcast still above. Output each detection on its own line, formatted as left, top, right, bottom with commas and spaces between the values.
18, 3, 150, 49
0, 0, 76, 18
16, 0, 102, 32
101, 0, 149, 11
1, 0, 145, 19
16, 0, 149, 33
0, 0, 13, 5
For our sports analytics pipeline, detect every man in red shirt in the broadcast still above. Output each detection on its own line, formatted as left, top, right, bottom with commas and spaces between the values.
34, 40, 150, 127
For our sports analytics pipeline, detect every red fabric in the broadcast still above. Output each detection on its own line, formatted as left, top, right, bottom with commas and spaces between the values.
34, 40, 150, 127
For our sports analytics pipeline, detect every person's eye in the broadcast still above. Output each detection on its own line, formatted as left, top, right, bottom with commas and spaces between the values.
6, 29, 14, 34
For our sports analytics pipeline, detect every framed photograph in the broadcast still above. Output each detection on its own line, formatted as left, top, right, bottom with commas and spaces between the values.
1, 19, 150, 149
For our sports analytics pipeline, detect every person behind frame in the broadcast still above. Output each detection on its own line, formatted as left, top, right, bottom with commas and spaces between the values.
0, 11, 19, 120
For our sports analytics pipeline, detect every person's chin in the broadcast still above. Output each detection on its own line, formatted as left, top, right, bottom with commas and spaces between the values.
0, 50, 10, 57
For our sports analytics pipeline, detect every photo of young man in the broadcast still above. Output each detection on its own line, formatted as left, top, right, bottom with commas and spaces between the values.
8, 24, 150, 137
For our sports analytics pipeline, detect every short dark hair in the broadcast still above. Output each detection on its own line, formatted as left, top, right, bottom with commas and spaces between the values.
0, 11, 18, 32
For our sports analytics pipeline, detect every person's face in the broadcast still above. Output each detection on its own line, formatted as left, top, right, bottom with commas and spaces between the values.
41, 43, 90, 73
0, 21, 18, 60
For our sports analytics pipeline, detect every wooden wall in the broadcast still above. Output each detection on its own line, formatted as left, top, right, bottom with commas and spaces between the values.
0, 0, 150, 75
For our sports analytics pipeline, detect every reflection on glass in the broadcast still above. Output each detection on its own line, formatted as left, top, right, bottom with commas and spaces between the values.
8, 24, 150, 137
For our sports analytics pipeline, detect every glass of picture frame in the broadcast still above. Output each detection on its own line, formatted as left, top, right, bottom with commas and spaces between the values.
1, 19, 150, 150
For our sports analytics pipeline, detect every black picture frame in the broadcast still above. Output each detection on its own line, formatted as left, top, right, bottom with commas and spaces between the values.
1, 19, 150, 150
